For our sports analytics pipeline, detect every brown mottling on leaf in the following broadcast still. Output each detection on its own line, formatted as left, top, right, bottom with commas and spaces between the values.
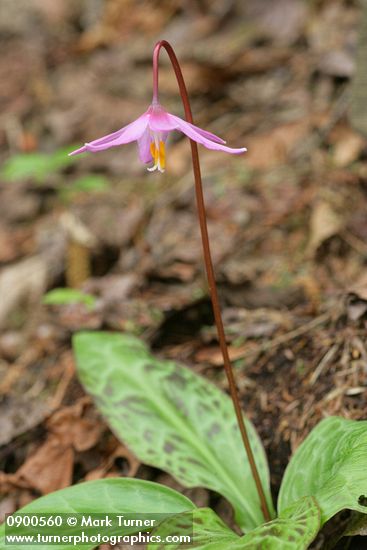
166, 370, 187, 388
163, 441, 176, 453
171, 434, 185, 443
207, 422, 221, 438
144, 429, 154, 442
196, 402, 212, 417
265, 526, 281, 537
144, 363, 156, 373
187, 457, 204, 468
117, 396, 151, 416
170, 396, 189, 417
104, 383, 114, 397
174, 521, 191, 530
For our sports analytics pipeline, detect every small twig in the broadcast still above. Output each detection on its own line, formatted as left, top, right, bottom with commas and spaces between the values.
310, 344, 339, 386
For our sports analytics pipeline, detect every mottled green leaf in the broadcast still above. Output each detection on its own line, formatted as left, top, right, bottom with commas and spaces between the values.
278, 417, 367, 524
236, 497, 320, 550
0, 478, 195, 550
148, 508, 239, 550
73, 332, 274, 531
148, 497, 320, 549
43, 288, 96, 308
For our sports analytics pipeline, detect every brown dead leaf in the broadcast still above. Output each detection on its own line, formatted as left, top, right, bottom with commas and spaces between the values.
307, 201, 344, 255
0, 256, 47, 329
152, 262, 196, 282
31, 0, 73, 25
74, 199, 145, 249
0, 496, 16, 523
8, 400, 104, 494
47, 400, 104, 452
332, 129, 365, 167
0, 396, 50, 447
246, 0, 307, 46
195, 343, 258, 367
245, 120, 310, 169
232, 48, 290, 74
318, 50, 354, 78
158, 62, 217, 94
16, 438, 74, 494
0, 226, 31, 263
0, 471, 29, 495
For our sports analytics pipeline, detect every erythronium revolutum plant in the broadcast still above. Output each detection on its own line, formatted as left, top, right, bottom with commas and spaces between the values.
1, 41, 367, 550
70, 39, 270, 522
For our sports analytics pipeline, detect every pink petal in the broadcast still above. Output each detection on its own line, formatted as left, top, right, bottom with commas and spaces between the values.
185, 123, 226, 144
169, 114, 247, 154
69, 145, 88, 156
69, 113, 149, 156
69, 128, 127, 156
148, 108, 177, 132
137, 128, 153, 164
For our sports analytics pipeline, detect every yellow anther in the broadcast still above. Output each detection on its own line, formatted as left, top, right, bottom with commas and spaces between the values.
159, 140, 165, 170
150, 142, 159, 163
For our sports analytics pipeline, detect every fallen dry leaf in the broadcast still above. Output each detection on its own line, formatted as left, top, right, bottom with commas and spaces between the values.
47, 400, 104, 452
8, 400, 104, 494
16, 438, 74, 494
0, 256, 47, 329
307, 200, 344, 255
0, 396, 50, 447
332, 128, 365, 167
245, 120, 310, 169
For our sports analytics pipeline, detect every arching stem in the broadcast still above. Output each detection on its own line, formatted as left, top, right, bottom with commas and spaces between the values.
152, 40, 271, 523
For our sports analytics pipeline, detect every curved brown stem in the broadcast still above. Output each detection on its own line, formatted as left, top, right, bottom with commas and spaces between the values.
152, 40, 271, 523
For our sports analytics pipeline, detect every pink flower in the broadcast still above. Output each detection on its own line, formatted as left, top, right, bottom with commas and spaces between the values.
69, 102, 246, 173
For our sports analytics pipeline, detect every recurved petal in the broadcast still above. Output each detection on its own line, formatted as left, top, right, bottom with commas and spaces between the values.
184, 123, 226, 144
87, 113, 149, 152
169, 114, 247, 154
69, 113, 150, 156
137, 127, 153, 164
68, 127, 129, 157
69, 145, 88, 157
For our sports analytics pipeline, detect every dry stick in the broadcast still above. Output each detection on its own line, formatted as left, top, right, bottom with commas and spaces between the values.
152, 40, 271, 523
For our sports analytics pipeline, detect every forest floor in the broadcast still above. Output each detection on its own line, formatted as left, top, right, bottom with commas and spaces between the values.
0, 1, 366, 548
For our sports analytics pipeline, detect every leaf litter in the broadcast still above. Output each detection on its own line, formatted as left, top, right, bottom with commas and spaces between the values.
0, 1, 367, 546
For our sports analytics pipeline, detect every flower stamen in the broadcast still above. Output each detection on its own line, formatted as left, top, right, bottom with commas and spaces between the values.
159, 140, 165, 171
148, 134, 165, 172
